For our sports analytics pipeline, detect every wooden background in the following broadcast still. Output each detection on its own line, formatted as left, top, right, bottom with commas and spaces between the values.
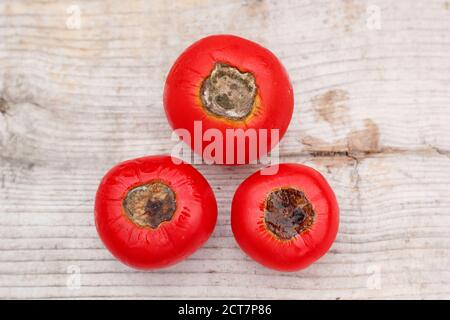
1, 0, 450, 299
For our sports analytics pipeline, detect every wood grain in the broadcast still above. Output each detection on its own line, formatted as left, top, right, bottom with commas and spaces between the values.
1, 0, 450, 299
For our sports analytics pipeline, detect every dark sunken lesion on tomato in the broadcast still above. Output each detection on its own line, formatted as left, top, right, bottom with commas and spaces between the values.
123, 181, 176, 229
200, 62, 256, 120
264, 187, 316, 240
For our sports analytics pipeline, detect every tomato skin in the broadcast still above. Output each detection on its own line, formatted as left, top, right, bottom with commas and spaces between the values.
95, 155, 217, 270
231, 164, 339, 271
164, 34, 294, 165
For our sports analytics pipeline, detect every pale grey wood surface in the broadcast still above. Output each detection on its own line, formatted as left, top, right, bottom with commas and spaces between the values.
1, 0, 450, 299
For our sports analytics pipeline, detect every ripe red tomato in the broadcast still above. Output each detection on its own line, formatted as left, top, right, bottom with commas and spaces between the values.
164, 34, 294, 165
231, 164, 339, 271
95, 155, 217, 269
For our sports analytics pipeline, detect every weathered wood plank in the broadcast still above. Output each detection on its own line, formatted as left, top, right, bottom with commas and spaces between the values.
1, 0, 450, 299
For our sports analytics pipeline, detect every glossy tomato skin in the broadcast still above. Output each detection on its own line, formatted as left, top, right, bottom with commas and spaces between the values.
231, 164, 339, 271
164, 34, 294, 165
95, 155, 217, 270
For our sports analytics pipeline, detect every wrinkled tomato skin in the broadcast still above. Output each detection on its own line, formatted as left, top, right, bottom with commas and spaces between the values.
231, 164, 339, 272
95, 155, 217, 270
164, 34, 294, 165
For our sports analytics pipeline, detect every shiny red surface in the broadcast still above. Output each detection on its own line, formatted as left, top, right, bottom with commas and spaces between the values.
95, 155, 217, 270
164, 34, 294, 165
231, 164, 339, 271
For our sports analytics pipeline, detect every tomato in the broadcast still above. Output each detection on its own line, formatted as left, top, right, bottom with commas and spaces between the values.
164, 34, 294, 165
94, 155, 217, 269
231, 164, 339, 271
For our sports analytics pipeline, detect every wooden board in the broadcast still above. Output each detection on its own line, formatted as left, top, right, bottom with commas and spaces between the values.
1, 0, 450, 299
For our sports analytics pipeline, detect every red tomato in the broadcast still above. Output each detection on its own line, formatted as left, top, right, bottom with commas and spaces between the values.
164, 34, 293, 165
231, 164, 339, 271
95, 155, 217, 269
